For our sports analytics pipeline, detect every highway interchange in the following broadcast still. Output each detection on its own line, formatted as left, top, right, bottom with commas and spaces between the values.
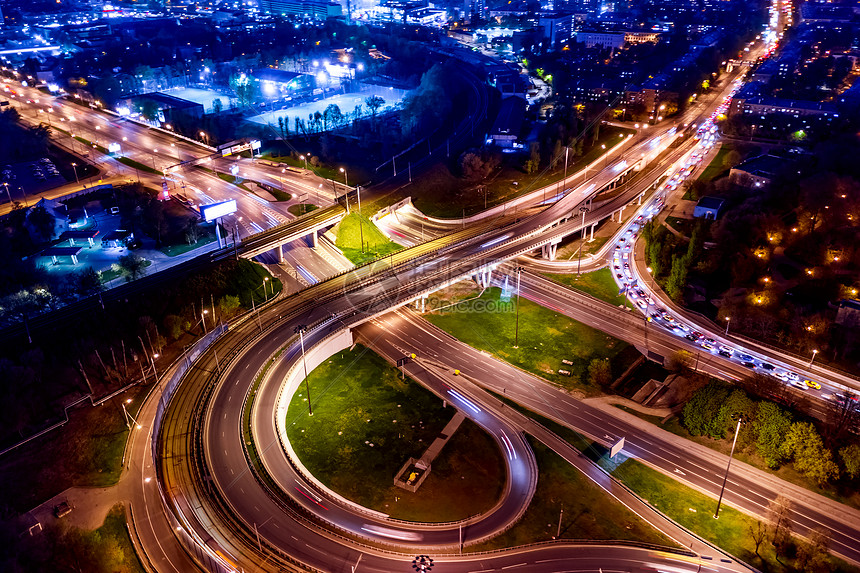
6, 8, 860, 571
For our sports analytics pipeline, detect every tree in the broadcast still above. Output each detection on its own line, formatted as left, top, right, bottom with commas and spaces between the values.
665, 254, 689, 302
754, 401, 792, 468
839, 443, 860, 480
218, 294, 241, 319
723, 149, 743, 169
749, 519, 767, 557
118, 253, 147, 281
212, 98, 223, 114
163, 314, 183, 340
782, 421, 839, 485
587, 358, 612, 387
796, 528, 831, 573
460, 150, 499, 182
524, 142, 540, 174
766, 495, 793, 554
137, 99, 161, 123
682, 381, 730, 436
365, 95, 385, 119
77, 266, 102, 296
28, 205, 55, 241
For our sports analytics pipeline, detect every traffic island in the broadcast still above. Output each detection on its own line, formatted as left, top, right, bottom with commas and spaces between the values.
393, 411, 466, 493
286, 346, 505, 522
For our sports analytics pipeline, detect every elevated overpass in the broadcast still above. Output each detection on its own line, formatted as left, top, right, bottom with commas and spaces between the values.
238, 204, 347, 260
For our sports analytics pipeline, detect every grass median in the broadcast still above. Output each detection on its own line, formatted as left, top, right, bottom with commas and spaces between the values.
286, 345, 504, 522
471, 437, 676, 551
541, 267, 634, 309
333, 212, 402, 266
423, 284, 639, 395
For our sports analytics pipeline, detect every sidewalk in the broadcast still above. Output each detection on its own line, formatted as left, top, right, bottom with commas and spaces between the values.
417, 411, 466, 467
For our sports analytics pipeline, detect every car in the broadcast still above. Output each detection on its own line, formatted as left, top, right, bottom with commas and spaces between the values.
718, 349, 732, 357
703, 337, 717, 345
636, 298, 647, 310
759, 362, 775, 371
685, 333, 699, 342
738, 353, 754, 362
804, 379, 821, 390
790, 379, 807, 390
718, 345, 733, 355
702, 342, 715, 351
784, 371, 799, 381
616, 273, 623, 280
742, 361, 756, 369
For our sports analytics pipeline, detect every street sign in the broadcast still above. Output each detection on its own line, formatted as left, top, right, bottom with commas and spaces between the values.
610, 437, 625, 458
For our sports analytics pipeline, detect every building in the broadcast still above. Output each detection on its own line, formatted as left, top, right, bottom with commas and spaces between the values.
488, 96, 526, 149
539, 13, 574, 48
729, 155, 784, 189
835, 299, 860, 328
576, 31, 626, 48
734, 96, 839, 119
259, 0, 342, 19
693, 196, 724, 220
121, 92, 205, 124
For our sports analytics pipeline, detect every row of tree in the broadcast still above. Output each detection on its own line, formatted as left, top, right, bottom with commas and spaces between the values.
682, 381, 859, 485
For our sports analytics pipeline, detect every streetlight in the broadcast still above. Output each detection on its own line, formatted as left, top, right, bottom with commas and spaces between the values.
151, 353, 160, 382
577, 206, 590, 276
714, 414, 746, 519
2, 182, 10, 204
295, 325, 313, 416
809, 349, 818, 367
121, 400, 143, 430
724, 316, 731, 335
299, 154, 308, 170
513, 267, 522, 348
263, 277, 270, 301
201, 309, 209, 334
71, 162, 80, 186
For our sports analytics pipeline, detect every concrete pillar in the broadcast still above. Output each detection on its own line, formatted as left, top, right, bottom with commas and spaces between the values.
589, 223, 596, 242
421, 296, 426, 313
310, 230, 318, 248
638, 192, 643, 205
88, 237, 95, 247
52, 255, 58, 264
278, 244, 285, 264
541, 243, 558, 261
71, 254, 79, 265
68, 238, 74, 246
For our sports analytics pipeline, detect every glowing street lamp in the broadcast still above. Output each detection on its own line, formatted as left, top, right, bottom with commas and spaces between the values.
809, 349, 818, 367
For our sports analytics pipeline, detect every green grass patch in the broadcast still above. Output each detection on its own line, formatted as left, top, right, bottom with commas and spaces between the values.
333, 212, 402, 266
116, 156, 162, 176
472, 437, 676, 550
97, 504, 147, 573
288, 203, 319, 217
286, 345, 504, 521
542, 267, 634, 309
0, 389, 149, 512
159, 235, 217, 257
266, 187, 292, 202
216, 172, 252, 192
611, 459, 858, 573
98, 259, 152, 284
423, 285, 636, 395
665, 216, 694, 236
695, 143, 733, 185
74, 136, 108, 155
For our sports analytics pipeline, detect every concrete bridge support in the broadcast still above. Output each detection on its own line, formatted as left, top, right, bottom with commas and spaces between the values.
541, 242, 558, 261
474, 268, 493, 288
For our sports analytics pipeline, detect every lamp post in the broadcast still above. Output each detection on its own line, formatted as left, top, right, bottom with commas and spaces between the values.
122, 399, 143, 430
71, 162, 80, 186
724, 316, 731, 335
150, 353, 159, 382
2, 182, 11, 204
295, 325, 313, 416
263, 277, 270, 301
809, 349, 818, 367
576, 206, 590, 276
514, 267, 522, 348
300, 154, 308, 170
201, 309, 209, 334
714, 414, 746, 519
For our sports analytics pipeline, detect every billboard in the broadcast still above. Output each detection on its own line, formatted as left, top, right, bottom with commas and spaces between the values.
200, 199, 237, 222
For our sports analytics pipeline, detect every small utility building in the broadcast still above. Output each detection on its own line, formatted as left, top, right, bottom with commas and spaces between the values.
693, 196, 724, 220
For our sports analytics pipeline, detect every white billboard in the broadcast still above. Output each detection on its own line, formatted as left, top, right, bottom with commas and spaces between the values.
200, 199, 237, 222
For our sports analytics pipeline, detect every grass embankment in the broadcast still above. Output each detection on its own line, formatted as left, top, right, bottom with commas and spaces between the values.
423, 285, 638, 395
407, 127, 636, 218
690, 143, 733, 189
116, 156, 162, 176
614, 459, 858, 573
99, 259, 153, 284
216, 172, 252, 192
266, 187, 292, 202
507, 399, 858, 573
286, 345, 504, 522
542, 267, 634, 309
333, 212, 402, 266
472, 437, 676, 550
614, 407, 860, 512
0, 390, 147, 512
288, 203, 319, 217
